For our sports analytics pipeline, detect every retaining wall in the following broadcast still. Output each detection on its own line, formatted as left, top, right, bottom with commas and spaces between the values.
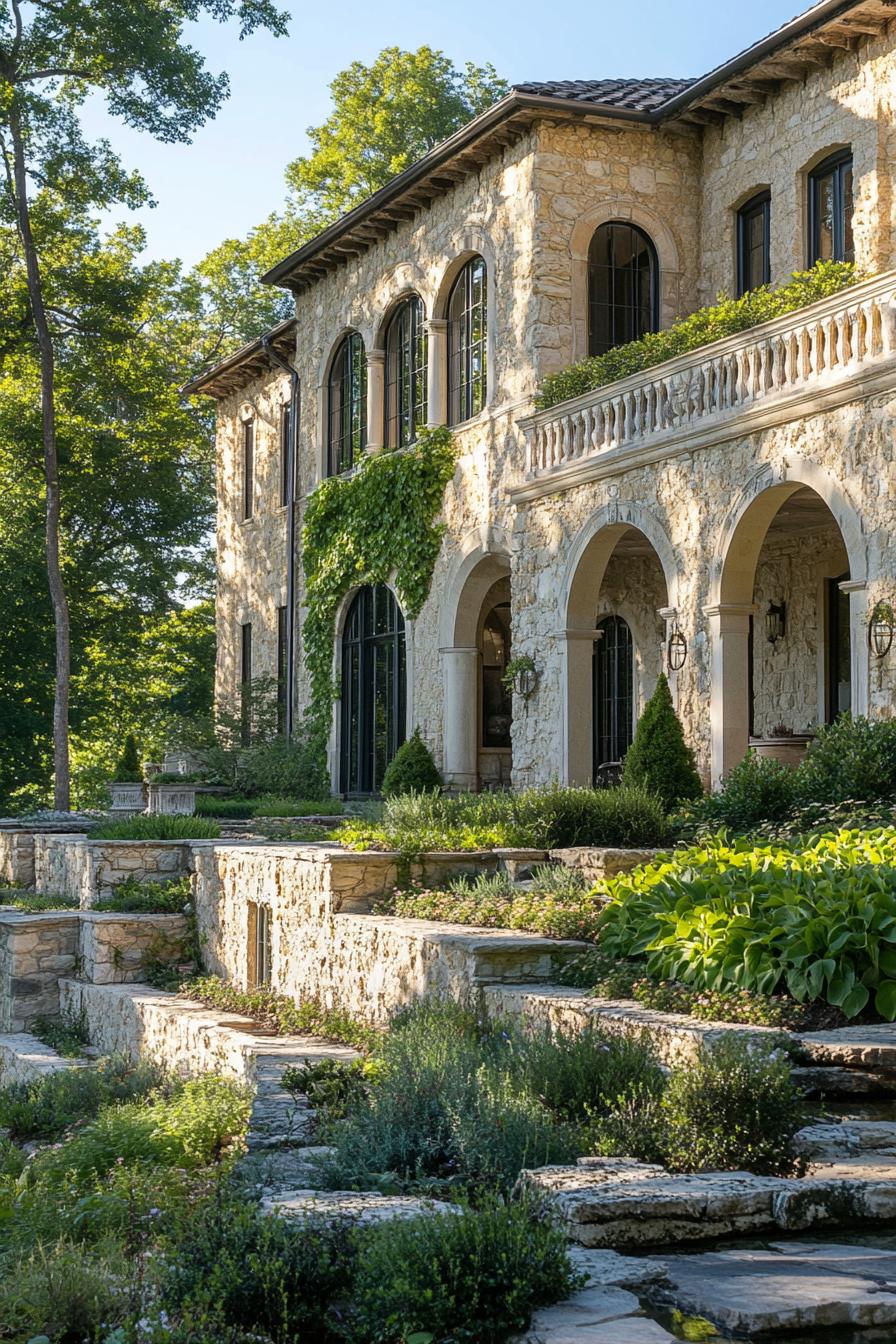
33, 836, 204, 905
0, 1032, 86, 1087
0, 912, 79, 1031
79, 912, 191, 985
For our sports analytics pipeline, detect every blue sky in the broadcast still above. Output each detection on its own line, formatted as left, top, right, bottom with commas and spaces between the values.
80, 0, 804, 268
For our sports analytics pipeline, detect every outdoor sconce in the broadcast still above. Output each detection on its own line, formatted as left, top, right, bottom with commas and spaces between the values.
870, 601, 895, 659
766, 601, 787, 645
503, 655, 538, 701
667, 627, 688, 672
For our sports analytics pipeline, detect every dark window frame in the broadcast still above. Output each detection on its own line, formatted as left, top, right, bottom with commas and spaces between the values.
279, 402, 291, 507
587, 222, 659, 357
339, 584, 406, 796
826, 572, 851, 725
736, 191, 771, 297
448, 256, 487, 426
327, 332, 367, 477
276, 605, 288, 734
240, 621, 252, 746
592, 615, 634, 784
808, 150, 854, 265
242, 419, 254, 521
385, 296, 428, 449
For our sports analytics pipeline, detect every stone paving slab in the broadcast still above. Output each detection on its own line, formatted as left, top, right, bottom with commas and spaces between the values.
796, 1120, 896, 1158
653, 1243, 896, 1334
797, 1024, 896, 1069
523, 1154, 896, 1247
568, 1247, 668, 1289
262, 1188, 461, 1226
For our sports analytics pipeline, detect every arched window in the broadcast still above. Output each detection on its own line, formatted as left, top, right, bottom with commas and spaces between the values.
340, 584, 406, 795
588, 223, 658, 356
809, 150, 854, 265
327, 332, 367, 476
592, 615, 634, 784
480, 600, 512, 750
448, 257, 487, 424
385, 297, 427, 448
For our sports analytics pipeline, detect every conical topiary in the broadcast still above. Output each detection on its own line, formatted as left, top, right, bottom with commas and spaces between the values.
622, 674, 703, 810
381, 727, 442, 798
114, 733, 143, 783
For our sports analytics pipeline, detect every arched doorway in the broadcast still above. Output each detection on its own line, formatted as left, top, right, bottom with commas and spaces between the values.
593, 615, 634, 785
339, 585, 406, 795
564, 512, 675, 786
710, 469, 867, 783
478, 578, 512, 788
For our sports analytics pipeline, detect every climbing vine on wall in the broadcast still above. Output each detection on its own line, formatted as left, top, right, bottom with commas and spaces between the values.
301, 426, 457, 758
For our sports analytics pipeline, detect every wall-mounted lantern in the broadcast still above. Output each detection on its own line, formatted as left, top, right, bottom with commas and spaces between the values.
870, 601, 895, 659
766, 600, 787, 645
502, 655, 538, 701
667, 626, 688, 672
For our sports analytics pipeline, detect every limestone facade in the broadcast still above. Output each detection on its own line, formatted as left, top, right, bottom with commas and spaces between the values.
206, 11, 896, 791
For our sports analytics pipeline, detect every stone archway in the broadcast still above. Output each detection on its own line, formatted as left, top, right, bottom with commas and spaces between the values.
440, 539, 512, 790
708, 459, 868, 783
562, 505, 677, 785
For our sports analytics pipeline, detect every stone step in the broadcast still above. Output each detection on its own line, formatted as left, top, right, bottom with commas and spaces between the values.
651, 1242, 896, 1336
792, 1064, 896, 1096
520, 1155, 896, 1249
796, 1024, 896, 1069
262, 1188, 461, 1227
0, 1031, 87, 1087
795, 1120, 896, 1160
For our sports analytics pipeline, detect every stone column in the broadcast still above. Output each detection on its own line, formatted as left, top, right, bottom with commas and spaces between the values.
441, 646, 479, 790
841, 579, 870, 717
366, 350, 385, 454
426, 319, 448, 427
563, 629, 597, 786
705, 603, 755, 786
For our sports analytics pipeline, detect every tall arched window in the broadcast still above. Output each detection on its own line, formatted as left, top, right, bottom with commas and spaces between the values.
593, 615, 634, 784
327, 332, 367, 476
588, 223, 658, 356
448, 256, 487, 424
340, 584, 406, 795
385, 296, 427, 448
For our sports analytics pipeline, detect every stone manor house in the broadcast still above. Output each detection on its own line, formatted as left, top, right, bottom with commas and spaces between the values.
190, 0, 896, 796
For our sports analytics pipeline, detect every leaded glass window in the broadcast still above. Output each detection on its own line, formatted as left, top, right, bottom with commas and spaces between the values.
737, 192, 771, 296
593, 615, 634, 783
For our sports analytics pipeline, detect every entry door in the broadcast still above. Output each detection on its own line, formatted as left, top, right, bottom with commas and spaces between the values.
826, 574, 851, 723
340, 585, 406, 795
593, 615, 634, 784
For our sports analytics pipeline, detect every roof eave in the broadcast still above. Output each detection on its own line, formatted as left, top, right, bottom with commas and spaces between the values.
182, 317, 296, 398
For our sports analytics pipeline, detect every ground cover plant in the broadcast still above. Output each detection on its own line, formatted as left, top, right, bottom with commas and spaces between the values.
92, 874, 192, 914
379, 862, 606, 942
0, 888, 76, 912
596, 829, 896, 1019
181, 974, 379, 1051
195, 792, 344, 818
536, 260, 858, 408
339, 782, 671, 856
90, 813, 221, 840
311, 1001, 804, 1196
30, 1011, 90, 1058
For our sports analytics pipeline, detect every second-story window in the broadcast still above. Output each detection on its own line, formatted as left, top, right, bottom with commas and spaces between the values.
809, 151, 854, 265
386, 296, 428, 448
328, 332, 367, 476
588, 222, 658, 356
448, 256, 487, 425
737, 191, 771, 296
279, 402, 291, 506
242, 419, 254, 521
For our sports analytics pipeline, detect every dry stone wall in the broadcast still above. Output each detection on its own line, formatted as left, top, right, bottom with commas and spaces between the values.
78, 912, 190, 986
33, 836, 200, 906
0, 912, 79, 1031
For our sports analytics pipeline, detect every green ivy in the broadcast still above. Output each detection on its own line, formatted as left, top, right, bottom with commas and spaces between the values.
301, 427, 456, 757
536, 261, 860, 410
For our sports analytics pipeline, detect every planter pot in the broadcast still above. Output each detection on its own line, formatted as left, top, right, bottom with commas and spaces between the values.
147, 783, 196, 816
750, 735, 813, 769
109, 781, 146, 816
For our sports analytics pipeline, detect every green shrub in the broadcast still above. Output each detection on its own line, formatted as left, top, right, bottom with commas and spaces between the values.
592, 1039, 807, 1176
622, 675, 702, 810
346, 1198, 581, 1344
0, 1238, 131, 1343
159, 1190, 354, 1343
381, 727, 443, 797
281, 1057, 373, 1124
194, 794, 255, 819
90, 814, 221, 840
537, 261, 859, 409
597, 830, 896, 1019
92, 875, 192, 914
113, 733, 142, 783
680, 750, 797, 836
519, 1024, 663, 1122
31, 1012, 89, 1059
184, 976, 378, 1051
252, 793, 343, 816
339, 782, 670, 856
0, 1056, 167, 1141
237, 735, 330, 800
796, 715, 896, 806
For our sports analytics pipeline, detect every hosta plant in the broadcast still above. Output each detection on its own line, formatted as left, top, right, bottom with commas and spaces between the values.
596, 829, 896, 1020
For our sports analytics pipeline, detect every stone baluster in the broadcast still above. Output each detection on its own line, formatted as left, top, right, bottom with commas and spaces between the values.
880, 292, 896, 354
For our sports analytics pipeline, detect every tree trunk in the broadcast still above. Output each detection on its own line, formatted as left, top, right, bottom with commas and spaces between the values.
8, 105, 71, 811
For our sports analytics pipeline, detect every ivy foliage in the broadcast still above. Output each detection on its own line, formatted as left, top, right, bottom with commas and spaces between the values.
301, 427, 456, 753
536, 261, 859, 410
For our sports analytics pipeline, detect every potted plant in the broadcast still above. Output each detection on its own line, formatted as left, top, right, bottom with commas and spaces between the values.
109, 734, 146, 815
